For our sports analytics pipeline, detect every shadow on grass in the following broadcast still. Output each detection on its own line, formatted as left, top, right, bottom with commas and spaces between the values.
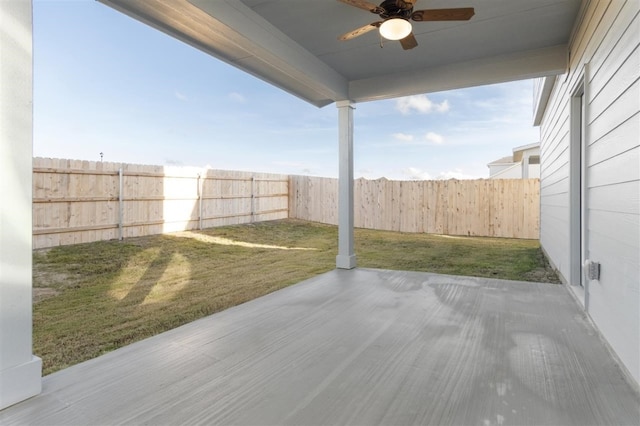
33, 220, 337, 375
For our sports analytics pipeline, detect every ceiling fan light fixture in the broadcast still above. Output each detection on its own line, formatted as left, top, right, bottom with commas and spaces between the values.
379, 18, 412, 40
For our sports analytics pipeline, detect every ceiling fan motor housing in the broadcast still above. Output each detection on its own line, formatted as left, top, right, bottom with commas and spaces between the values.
376, 0, 414, 19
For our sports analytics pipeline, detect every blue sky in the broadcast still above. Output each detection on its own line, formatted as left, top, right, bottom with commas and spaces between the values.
33, 0, 540, 180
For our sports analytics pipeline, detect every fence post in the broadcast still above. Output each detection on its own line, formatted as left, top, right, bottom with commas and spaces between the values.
250, 176, 255, 223
287, 176, 291, 219
197, 173, 202, 230
118, 167, 123, 240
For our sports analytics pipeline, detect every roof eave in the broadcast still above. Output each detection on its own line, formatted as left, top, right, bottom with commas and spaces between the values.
533, 75, 557, 126
98, 0, 348, 108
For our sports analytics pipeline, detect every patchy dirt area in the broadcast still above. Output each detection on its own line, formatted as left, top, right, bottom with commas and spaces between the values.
32, 267, 67, 303
522, 267, 561, 283
33, 248, 84, 303
33, 287, 60, 304
522, 253, 561, 284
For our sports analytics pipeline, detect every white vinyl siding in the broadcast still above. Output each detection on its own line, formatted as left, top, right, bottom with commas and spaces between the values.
538, 0, 639, 384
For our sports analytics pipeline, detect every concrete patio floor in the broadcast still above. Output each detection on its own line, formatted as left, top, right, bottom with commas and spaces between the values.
2, 268, 639, 425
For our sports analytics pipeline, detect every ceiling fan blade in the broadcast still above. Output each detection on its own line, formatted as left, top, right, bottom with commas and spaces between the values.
338, 22, 381, 41
337, 0, 384, 14
411, 8, 475, 21
399, 32, 418, 50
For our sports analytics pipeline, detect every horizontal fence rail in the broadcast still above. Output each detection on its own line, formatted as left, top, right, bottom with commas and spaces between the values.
33, 158, 288, 249
289, 175, 540, 239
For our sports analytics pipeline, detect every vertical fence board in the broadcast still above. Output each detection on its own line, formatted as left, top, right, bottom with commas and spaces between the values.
288, 175, 539, 239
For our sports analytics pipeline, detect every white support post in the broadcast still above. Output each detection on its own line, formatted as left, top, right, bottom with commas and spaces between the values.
336, 100, 357, 269
0, 0, 42, 410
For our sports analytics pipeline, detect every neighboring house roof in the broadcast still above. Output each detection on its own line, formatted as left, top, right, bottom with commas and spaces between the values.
487, 156, 515, 166
487, 142, 541, 178
513, 142, 540, 153
513, 142, 540, 162
488, 142, 541, 168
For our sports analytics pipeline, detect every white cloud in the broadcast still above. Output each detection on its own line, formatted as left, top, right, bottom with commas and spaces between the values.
175, 91, 188, 101
401, 167, 479, 181
436, 169, 477, 180
392, 132, 414, 142
402, 167, 433, 180
435, 100, 450, 112
389, 131, 444, 146
228, 92, 246, 103
425, 132, 444, 144
395, 95, 450, 115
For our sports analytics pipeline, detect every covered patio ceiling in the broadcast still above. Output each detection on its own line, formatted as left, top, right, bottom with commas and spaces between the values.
99, 0, 583, 107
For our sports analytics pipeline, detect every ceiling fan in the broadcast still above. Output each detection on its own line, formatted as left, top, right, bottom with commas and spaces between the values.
337, 0, 475, 50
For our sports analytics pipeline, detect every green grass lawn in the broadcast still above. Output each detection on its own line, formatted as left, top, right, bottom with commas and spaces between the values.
33, 219, 558, 375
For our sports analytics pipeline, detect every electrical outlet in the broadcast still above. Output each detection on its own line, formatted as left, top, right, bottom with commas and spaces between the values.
584, 260, 601, 281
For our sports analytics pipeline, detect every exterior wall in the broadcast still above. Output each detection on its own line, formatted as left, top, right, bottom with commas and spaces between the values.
528, 164, 541, 179
538, 0, 639, 384
489, 163, 540, 179
488, 163, 515, 176
490, 163, 523, 179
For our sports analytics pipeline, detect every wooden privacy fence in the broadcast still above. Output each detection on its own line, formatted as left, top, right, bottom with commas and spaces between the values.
33, 158, 539, 248
289, 176, 540, 239
33, 158, 288, 249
